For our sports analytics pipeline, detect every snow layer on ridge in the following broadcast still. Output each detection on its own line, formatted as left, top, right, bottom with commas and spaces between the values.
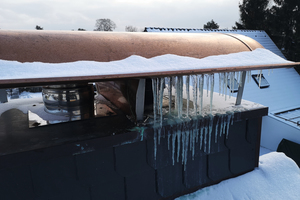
177, 152, 300, 200
0, 48, 291, 80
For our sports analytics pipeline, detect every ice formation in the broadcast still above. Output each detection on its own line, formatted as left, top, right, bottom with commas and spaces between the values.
151, 72, 250, 169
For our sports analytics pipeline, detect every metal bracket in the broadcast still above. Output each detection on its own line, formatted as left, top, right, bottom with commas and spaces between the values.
136, 79, 146, 121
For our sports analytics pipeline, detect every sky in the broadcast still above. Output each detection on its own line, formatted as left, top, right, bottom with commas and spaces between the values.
0, 0, 241, 32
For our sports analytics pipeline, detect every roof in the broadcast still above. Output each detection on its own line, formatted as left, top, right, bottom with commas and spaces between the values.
144, 27, 300, 114
144, 27, 286, 59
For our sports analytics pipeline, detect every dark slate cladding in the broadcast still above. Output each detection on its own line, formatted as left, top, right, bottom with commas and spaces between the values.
0, 107, 267, 199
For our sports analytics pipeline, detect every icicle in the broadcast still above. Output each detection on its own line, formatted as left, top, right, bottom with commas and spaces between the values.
220, 115, 224, 137
192, 75, 198, 116
181, 125, 186, 164
199, 74, 204, 116
225, 72, 228, 101
229, 72, 234, 98
158, 77, 165, 144
222, 73, 225, 97
172, 127, 176, 165
152, 78, 157, 124
210, 74, 214, 114
219, 73, 222, 95
184, 127, 190, 170
195, 117, 199, 143
177, 76, 184, 118
226, 112, 233, 139
168, 77, 173, 114
186, 75, 190, 116
175, 77, 178, 115
191, 118, 197, 160
200, 120, 204, 150
151, 78, 158, 160
206, 74, 210, 97
236, 71, 240, 85
204, 120, 208, 153
222, 115, 227, 135
176, 122, 181, 163
215, 115, 220, 143
247, 71, 252, 83
208, 115, 213, 154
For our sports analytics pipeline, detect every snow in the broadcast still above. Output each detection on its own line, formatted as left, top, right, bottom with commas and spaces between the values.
0, 48, 291, 80
177, 152, 300, 200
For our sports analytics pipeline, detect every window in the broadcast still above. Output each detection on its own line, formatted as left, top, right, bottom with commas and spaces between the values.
252, 74, 270, 88
275, 108, 300, 126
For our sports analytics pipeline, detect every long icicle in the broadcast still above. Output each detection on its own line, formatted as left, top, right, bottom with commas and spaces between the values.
206, 74, 210, 97
210, 74, 214, 114
151, 78, 158, 160
199, 74, 204, 116
158, 77, 165, 144
168, 77, 172, 115
192, 75, 198, 116
186, 75, 190, 116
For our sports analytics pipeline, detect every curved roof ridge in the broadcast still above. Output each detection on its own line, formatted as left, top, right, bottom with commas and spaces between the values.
144, 27, 265, 33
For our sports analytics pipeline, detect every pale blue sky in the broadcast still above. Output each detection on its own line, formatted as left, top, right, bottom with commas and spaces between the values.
0, 0, 241, 31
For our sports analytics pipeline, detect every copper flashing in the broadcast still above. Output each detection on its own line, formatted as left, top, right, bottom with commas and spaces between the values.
0, 30, 263, 63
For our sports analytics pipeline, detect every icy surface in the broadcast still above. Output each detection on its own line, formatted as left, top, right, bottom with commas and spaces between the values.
0, 48, 291, 80
177, 152, 300, 200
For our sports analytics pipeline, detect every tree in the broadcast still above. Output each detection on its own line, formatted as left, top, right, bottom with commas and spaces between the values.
78, 28, 86, 31
268, 0, 300, 62
35, 25, 43, 30
203, 20, 219, 29
94, 19, 116, 31
234, 0, 270, 30
125, 25, 138, 32
235, 0, 300, 68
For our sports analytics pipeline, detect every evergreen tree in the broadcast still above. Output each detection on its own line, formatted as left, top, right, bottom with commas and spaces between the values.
234, 0, 270, 30
269, 0, 300, 61
203, 20, 219, 29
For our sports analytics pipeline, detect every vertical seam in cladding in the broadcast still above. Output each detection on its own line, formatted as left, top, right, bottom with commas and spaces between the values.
221, 33, 253, 51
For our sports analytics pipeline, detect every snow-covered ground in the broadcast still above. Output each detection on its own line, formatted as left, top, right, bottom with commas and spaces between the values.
177, 151, 300, 200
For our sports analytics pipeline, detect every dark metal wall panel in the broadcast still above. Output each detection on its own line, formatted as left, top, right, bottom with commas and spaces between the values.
0, 108, 267, 200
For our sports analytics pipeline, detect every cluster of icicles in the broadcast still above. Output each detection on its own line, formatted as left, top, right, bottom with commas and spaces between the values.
150, 70, 265, 170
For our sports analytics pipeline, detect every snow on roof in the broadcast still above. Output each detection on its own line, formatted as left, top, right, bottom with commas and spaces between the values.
0, 48, 291, 80
177, 152, 300, 200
